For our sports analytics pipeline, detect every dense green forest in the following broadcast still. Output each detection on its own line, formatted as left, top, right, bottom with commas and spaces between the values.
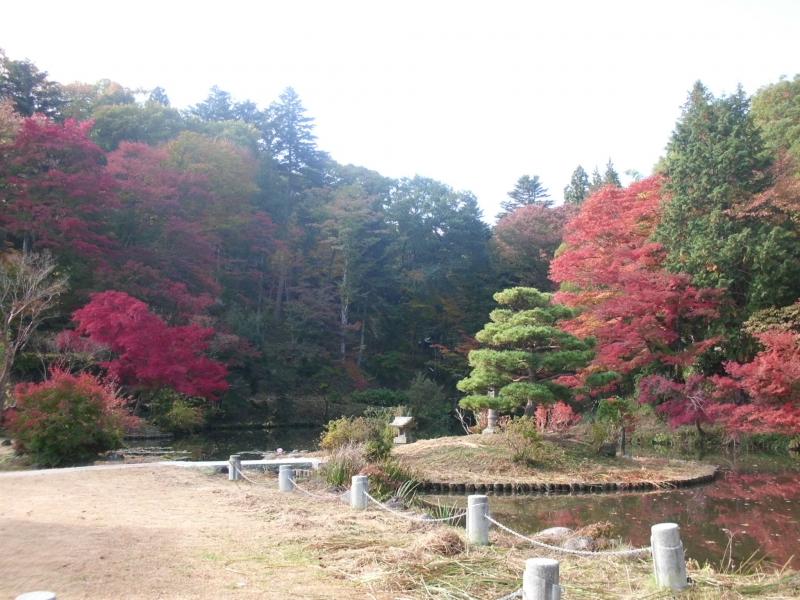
1, 48, 799, 442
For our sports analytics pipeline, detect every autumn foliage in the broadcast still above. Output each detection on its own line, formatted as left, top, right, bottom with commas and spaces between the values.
709, 330, 800, 434
550, 177, 721, 379
5, 369, 136, 466
71, 291, 229, 400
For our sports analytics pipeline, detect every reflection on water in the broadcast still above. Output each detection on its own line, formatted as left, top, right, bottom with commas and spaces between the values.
126, 427, 322, 461
424, 453, 800, 569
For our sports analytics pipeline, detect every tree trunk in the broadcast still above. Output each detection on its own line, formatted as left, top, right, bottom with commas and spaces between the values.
339, 263, 349, 362
356, 308, 367, 368
0, 334, 16, 409
274, 273, 285, 321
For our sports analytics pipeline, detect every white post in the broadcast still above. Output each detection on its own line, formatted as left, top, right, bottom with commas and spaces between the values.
278, 464, 294, 492
15, 593, 57, 600
523, 558, 561, 600
351, 475, 369, 510
651, 523, 688, 591
466, 494, 489, 546
228, 454, 242, 481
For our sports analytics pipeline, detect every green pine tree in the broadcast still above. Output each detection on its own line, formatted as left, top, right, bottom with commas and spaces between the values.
498, 175, 551, 217
457, 287, 593, 414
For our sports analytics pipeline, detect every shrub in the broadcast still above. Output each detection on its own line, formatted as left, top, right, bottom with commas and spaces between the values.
5, 369, 136, 467
504, 416, 548, 465
361, 457, 419, 500
320, 412, 393, 460
405, 373, 453, 436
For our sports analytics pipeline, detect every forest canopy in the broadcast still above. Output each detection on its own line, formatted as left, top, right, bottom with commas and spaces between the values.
1, 48, 799, 440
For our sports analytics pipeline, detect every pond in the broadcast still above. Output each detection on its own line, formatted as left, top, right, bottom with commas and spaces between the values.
423, 452, 800, 569
125, 426, 322, 460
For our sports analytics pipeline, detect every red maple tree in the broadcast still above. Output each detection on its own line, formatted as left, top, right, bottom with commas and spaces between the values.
708, 329, 800, 434
72, 291, 229, 400
550, 177, 721, 380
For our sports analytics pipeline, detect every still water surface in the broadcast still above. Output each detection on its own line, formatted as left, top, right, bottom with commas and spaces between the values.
127, 426, 322, 460
424, 453, 800, 569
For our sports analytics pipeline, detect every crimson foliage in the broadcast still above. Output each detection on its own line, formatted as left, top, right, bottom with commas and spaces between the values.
550, 177, 720, 380
72, 291, 229, 400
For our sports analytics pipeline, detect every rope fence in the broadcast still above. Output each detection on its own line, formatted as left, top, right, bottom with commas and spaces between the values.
225, 454, 690, 599
485, 515, 652, 558
364, 491, 467, 523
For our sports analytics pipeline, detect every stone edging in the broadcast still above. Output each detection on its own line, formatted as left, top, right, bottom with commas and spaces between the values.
416, 467, 718, 495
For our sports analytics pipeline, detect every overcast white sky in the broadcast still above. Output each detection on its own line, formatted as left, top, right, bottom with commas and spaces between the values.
1, 0, 798, 221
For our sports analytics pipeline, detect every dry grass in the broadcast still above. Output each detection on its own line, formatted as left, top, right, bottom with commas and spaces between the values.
393, 434, 716, 485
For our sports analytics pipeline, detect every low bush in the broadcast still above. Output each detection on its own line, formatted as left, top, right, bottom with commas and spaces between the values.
362, 457, 419, 500
504, 417, 545, 465
320, 411, 393, 460
5, 369, 136, 467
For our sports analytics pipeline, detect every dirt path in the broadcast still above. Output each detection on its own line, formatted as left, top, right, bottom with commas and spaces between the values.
0, 466, 389, 600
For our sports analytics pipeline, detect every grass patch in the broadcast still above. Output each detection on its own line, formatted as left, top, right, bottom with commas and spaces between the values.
393, 434, 717, 485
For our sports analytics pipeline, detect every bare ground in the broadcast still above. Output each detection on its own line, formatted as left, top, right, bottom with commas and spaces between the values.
0, 466, 390, 600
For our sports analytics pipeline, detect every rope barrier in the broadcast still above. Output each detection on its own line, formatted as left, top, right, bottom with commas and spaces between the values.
485, 515, 651, 558
364, 491, 467, 523
232, 465, 335, 501
233, 465, 270, 486
289, 478, 337, 501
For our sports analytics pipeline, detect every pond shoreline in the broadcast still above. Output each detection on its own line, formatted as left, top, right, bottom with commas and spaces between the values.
416, 464, 719, 495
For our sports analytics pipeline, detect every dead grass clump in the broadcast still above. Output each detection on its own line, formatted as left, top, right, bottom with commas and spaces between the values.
409, 528, 465, 557
572, 521, 617, 550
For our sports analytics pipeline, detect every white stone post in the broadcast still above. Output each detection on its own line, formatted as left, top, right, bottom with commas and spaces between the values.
651, 523, 688, 591
15, 593, 57, 600
228, 454, 242, 481
278, 464, 294, 492
466, 494, 489, 546
523, 558, 561, 600
351, 475, 369, 510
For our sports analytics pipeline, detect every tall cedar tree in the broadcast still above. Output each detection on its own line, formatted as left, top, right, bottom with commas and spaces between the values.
656, 82, 800, 312
457, 287, 592, 414
563, 165, 590, 205
603, 159, 621, 187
